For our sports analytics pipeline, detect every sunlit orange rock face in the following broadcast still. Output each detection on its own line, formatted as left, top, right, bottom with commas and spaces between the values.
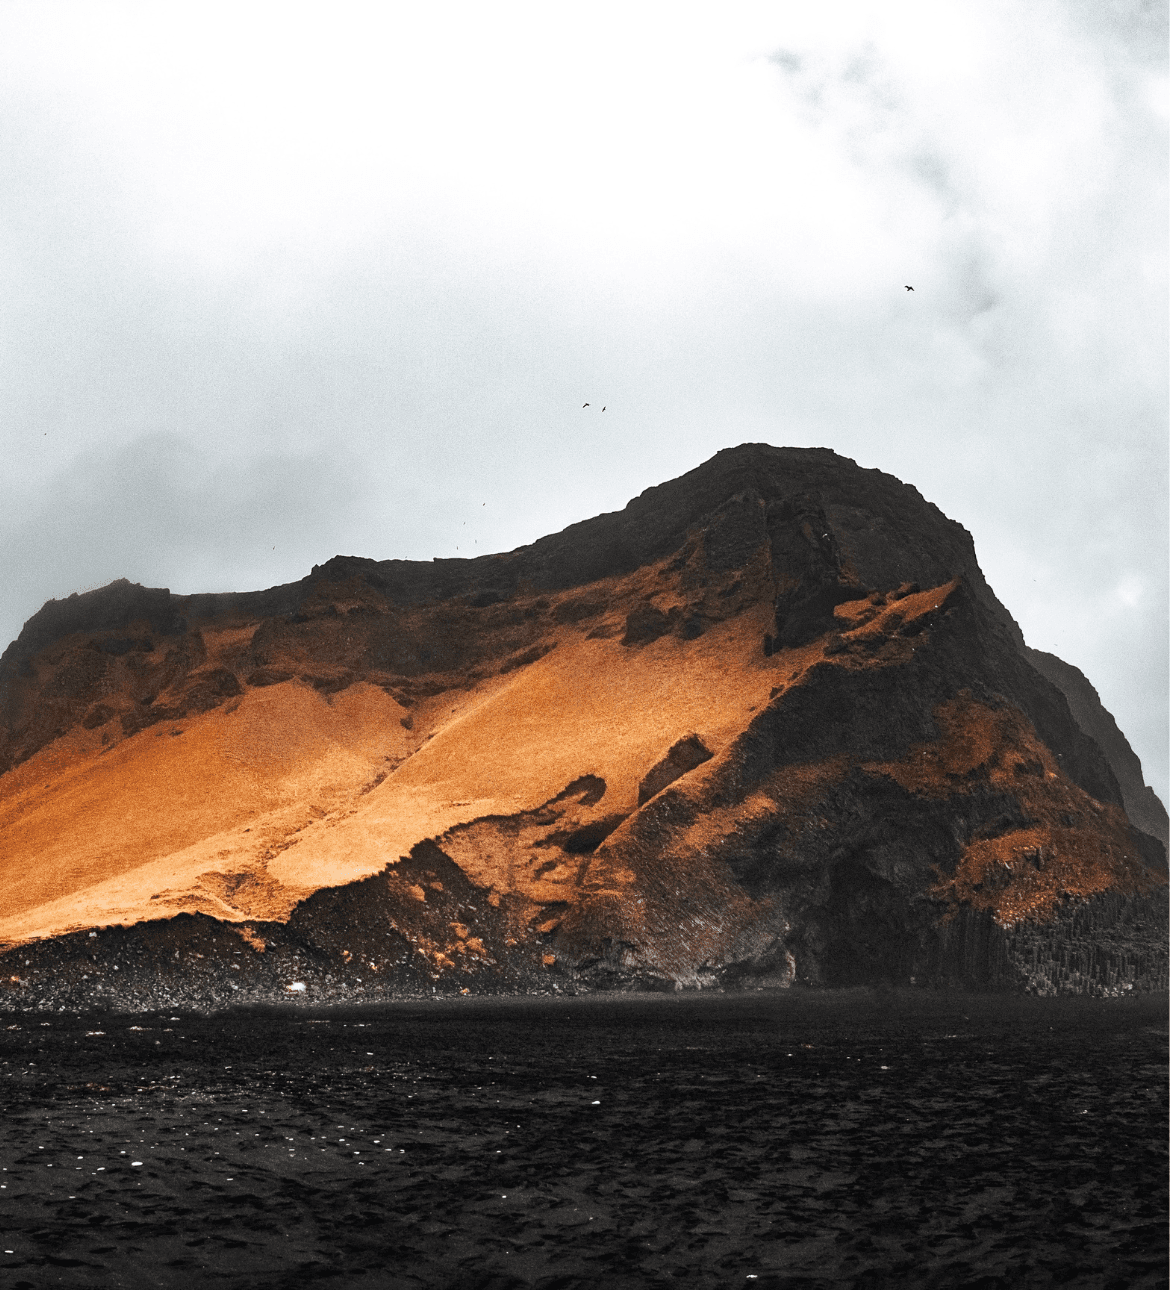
0, 445, 1165, 1005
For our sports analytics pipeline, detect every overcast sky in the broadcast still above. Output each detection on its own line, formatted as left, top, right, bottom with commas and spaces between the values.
1, 0, 1166, 802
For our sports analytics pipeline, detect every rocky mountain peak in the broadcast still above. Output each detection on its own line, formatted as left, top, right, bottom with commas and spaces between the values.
0, 445, 1164, 1007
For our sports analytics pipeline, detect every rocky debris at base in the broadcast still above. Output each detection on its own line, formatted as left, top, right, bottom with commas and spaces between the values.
0, 883, 1164, 1014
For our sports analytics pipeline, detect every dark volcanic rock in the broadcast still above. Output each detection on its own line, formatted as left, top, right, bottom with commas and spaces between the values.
638, 735, 714, 806
0, 444, 1165, 1008
1024, 645, 1169, 848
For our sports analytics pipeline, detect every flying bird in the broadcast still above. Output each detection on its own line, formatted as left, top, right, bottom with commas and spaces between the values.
905, 285, 914, 291
582, 403, 589, 407
602, 406, 606, 412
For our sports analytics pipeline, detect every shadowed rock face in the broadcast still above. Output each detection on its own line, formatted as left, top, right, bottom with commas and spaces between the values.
0, 444, 1165, 1007
1022, 646, 1169, 848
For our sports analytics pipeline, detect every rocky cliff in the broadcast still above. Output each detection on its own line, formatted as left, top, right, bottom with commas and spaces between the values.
0, 445, 1165, 1008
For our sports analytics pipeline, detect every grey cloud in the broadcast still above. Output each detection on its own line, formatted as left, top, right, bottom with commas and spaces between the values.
768, 50, 804, 75
1063, 0, 1168, 65
1, 435, 383, 634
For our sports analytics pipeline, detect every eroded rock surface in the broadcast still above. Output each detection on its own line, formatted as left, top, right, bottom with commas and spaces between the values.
0, 444, 1165, 1007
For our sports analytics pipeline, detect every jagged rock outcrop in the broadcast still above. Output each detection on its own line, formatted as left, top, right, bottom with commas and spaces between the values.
1023, 646, 1169, 848
0, 444, 1165, 1007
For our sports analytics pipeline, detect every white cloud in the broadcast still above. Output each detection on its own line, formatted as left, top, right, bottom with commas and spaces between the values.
1114, 575, 1145, 609
0, 0, 1164, 798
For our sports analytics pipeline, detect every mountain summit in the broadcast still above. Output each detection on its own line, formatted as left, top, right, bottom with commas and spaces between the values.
1, 445, 1165, 1006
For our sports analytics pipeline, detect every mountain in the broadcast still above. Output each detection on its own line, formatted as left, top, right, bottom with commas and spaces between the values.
0, 444, 1165, 1008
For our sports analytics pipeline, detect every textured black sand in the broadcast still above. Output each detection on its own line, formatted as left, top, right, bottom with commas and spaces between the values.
0, 991, 1165, 1289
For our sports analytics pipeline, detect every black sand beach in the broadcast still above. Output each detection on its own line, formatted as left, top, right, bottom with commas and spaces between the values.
1, 990, 1165, 1289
